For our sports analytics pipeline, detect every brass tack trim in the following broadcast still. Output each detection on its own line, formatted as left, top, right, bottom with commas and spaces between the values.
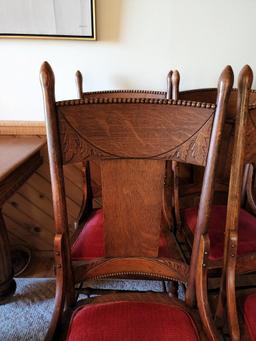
88, 271, 187, 285
56, 97, 216, 109
83, 89, 167, 96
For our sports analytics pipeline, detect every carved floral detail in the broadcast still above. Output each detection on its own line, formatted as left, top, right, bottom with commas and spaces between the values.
59, 116, 112, 164
59, 109, 213, 166
164, 117, 213, 166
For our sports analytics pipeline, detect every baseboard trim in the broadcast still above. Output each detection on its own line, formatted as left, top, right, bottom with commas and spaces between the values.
0, 121, 46, 135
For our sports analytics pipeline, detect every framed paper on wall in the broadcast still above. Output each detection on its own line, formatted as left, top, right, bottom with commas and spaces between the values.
0, 0, 96, 40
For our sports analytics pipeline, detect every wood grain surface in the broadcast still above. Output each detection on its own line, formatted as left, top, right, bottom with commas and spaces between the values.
101, 159, 165, 257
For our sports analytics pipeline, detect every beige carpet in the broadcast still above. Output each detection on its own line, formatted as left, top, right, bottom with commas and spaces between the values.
0, 278, 171, 341
0, 278, 55, 341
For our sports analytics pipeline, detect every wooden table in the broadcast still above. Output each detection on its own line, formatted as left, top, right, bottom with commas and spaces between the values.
0, 136, 46, 301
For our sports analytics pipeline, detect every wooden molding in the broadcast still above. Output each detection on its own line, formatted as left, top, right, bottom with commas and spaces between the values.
0, 121, 46, 136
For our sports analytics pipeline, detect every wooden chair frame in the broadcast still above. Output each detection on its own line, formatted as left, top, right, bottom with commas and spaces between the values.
41, 62, 233, 340
72, 70, 184, 298
172, 71, 256, 290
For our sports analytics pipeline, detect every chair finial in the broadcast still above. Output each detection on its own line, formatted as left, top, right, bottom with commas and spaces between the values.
75, 70, 83, 99
218, 65, 234, 91
167, 70, 173, 82
238, 64, 253, 91
40, 61, 55, 88
216, 65, 234, 106
172, 70, 180, 86
166, 70, 173, 99
171, 70, 180, 101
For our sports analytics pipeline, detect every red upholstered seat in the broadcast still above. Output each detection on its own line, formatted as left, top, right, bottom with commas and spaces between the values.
67, 301, 200, 341
71, 209, 173, 260
244, 293, 256, 340
183, 205, 256, 261
72, 209, 104, 260
158, 233, 173, 258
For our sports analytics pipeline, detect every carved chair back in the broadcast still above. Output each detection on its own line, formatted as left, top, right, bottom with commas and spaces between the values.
176, 84, 256, 208
75, 70, 172, 227
41, 62, 233, 316
174, 73, 256, 209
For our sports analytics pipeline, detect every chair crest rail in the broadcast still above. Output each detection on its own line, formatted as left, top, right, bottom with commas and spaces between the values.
56, 97, 216, 108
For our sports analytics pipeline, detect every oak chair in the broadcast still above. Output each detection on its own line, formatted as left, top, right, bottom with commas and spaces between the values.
170, 72, 256, 214
73, 66, 235, 302
212, 65, 256, 341
170, 69, 256, 293
74, 69, 182, 297
71, 71, 181, 278
74, 68, 221, 298
75, 69, 180, 227
41, 61, 233, 340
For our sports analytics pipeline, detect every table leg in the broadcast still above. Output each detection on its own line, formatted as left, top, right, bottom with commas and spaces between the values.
0, 209, 16, 301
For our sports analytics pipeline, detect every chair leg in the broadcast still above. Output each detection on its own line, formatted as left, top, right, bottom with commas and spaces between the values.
163, 281, 168, 293
75, 282, 92, 301
166, 281, 179, 297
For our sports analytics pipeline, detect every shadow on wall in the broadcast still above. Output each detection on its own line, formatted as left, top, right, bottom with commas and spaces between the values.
111, 75, 138, 89
96, 0, 123, 42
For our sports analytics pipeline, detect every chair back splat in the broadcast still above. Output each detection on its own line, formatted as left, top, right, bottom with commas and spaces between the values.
41, 62, 233, 341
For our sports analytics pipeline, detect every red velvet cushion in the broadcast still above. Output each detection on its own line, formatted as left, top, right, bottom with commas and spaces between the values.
67, 301, 200, 341
72, 209, 105, 260
244, 293, 256, 340
71, 209, 173, 260
158, 233, 173, 258
183, 205, 256, 261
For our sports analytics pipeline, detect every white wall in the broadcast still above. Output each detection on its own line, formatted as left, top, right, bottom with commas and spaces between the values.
1, 0, 256, 121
